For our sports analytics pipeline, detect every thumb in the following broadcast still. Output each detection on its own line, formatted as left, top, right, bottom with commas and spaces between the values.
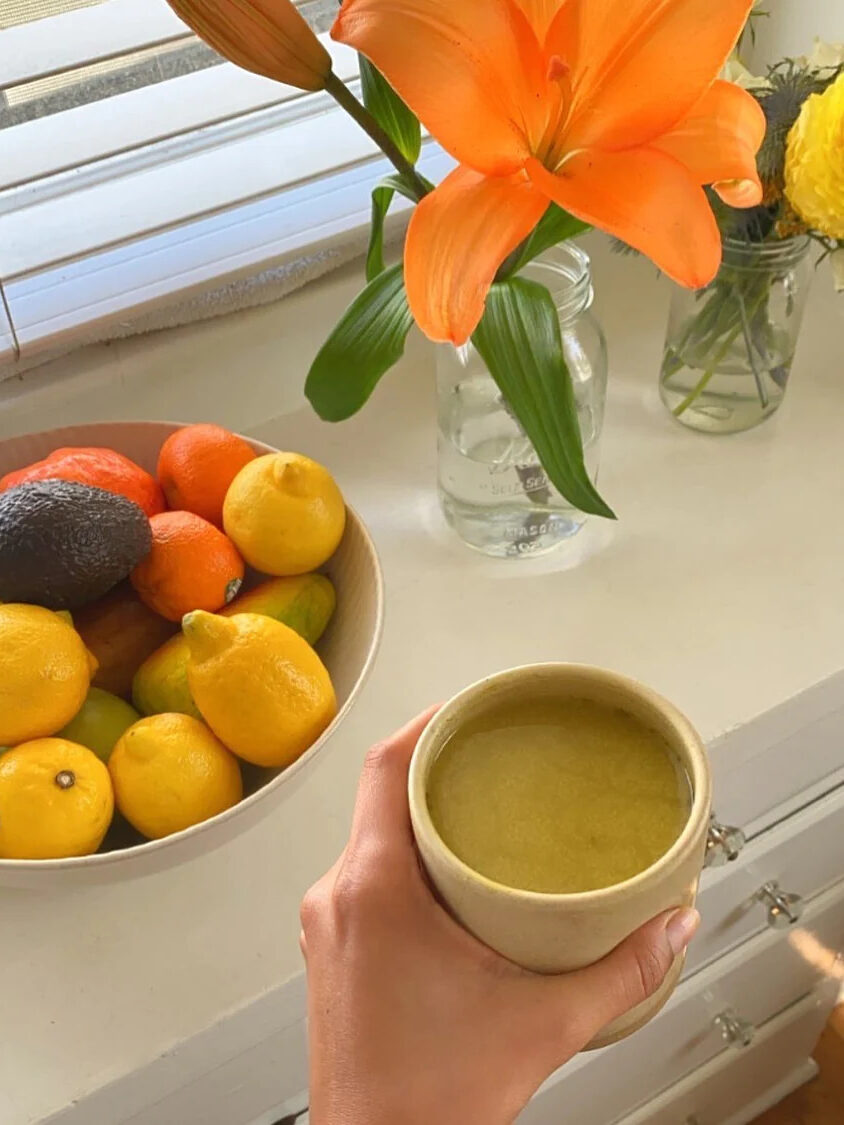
550, 907, 701, 1050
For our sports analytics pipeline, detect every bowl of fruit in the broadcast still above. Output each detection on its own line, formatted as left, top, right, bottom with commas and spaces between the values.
0, 421, 383, 888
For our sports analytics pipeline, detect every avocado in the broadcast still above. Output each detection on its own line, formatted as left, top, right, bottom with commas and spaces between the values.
0, 480, 152, 609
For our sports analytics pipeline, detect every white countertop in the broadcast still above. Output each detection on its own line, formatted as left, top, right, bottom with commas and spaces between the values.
1, 239, 842, 1124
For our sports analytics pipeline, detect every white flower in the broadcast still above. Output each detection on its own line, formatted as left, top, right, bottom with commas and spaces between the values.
805, 39, 844, 73
721, 56, 769, 90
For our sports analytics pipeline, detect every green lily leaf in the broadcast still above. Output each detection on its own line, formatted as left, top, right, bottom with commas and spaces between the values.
473, 277, 615, 519
306, 264, 413, 422
503, 204, 591, 277
359, 56, 422, 165
365, 172, 430, 282
379, 171, 435, 202
366, 181, 395, 282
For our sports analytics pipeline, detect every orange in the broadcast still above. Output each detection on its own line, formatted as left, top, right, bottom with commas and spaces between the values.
157, 424, 256, 527
0, 446, 165, 517
130, 511, 245, 623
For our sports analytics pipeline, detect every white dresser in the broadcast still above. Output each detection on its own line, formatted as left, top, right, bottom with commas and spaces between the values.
1, 242, 842, 1125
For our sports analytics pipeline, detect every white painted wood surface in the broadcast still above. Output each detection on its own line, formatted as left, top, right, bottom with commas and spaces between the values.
0, 289, 16, 365
708, 670, 844, 833
40, 978, 309, 1125
616, 991, 832, 1125
688, 784, 844, 974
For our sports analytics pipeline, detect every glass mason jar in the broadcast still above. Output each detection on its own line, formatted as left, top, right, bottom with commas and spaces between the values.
437, 244, 607, 558
659, 236, 813, 434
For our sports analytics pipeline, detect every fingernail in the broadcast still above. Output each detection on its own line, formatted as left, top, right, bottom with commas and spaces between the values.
665, 907, 700, 956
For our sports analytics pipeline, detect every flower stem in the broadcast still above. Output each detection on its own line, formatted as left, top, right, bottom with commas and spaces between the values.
671, 327, 742, 416
735, 283, 769, 410
671, 283, 771, 417
324, 70, 430, 202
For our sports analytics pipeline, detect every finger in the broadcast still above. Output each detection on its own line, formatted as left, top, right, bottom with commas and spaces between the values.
546, 907, 700, 1049
346, 705, 441, 857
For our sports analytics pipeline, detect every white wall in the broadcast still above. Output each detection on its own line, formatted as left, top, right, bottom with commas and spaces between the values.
748, 0, 844, 67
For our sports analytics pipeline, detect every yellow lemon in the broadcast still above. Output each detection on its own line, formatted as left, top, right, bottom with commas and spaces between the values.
0, 604, 97, 746
0, 738, 114, 859
222, 453, 345, 575
183, 610, 337, 768
109, 713, 243, 839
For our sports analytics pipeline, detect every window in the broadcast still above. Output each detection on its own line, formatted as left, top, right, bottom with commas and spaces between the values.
0, 0, 448, 370
2, 1, 219, 132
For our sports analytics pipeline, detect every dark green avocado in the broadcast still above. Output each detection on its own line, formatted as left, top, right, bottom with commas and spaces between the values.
0, 480, 152, 609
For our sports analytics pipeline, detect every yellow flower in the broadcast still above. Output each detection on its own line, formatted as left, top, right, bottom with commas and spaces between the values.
785, 72, 844, 239
167, 0, 331, 92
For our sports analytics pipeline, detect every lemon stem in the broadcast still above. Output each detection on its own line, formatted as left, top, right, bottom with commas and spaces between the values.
55, 770, 76, 789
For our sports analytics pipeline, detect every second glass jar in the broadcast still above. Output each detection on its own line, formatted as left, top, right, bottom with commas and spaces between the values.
659, 236, 813, 434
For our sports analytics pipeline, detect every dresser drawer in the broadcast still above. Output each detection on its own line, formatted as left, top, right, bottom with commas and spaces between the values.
617, 989, 831, 1125
710, 674, 844, 833
519, 878, 844, 1125
687, 783, 844, 974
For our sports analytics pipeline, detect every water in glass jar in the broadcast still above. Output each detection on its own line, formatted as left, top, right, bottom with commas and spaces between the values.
437, 373, 596, 558
659, 339, 791, 435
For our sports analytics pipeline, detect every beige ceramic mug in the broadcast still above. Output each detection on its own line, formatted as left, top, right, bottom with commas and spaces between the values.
408, 663, 712, 1049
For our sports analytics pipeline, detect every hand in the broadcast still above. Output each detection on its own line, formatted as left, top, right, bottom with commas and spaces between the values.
301, 708, 700, 1125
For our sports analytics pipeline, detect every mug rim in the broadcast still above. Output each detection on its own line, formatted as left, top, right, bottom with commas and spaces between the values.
408, 663, 712, 908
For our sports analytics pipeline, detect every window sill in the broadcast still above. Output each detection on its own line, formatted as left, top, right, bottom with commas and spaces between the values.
0, 140, 451, 379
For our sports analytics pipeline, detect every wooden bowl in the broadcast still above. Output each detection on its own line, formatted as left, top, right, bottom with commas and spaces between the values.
0, 421, 383, 888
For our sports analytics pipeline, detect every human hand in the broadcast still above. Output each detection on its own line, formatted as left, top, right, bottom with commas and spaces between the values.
301, 708, 700, 1125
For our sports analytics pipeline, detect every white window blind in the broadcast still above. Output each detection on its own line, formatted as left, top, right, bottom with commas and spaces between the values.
0, 0, 448, 369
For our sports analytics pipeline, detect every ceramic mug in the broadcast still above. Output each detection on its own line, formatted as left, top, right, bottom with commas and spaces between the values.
408, 663, 712, 1049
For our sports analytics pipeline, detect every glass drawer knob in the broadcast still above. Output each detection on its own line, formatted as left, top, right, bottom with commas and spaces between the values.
714, 1008, 756, 1049
705, 815, 746, 867
755, 880, 804, 929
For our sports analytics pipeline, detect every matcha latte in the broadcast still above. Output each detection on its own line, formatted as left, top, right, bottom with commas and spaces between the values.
426, 696, 691, 894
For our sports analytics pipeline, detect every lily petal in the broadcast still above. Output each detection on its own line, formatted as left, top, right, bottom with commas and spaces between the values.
713, 179, 764, 207
513, 0, 565, 42
548, 0, 755, 150
652, 80, 766, 205
527, 149, 721, 288
405, 165, 548, 344
332, 0, 546, 175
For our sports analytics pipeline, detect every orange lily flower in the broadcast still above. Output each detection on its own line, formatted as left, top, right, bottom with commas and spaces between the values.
333, 0, 766, 344
167, 0, 331, 92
